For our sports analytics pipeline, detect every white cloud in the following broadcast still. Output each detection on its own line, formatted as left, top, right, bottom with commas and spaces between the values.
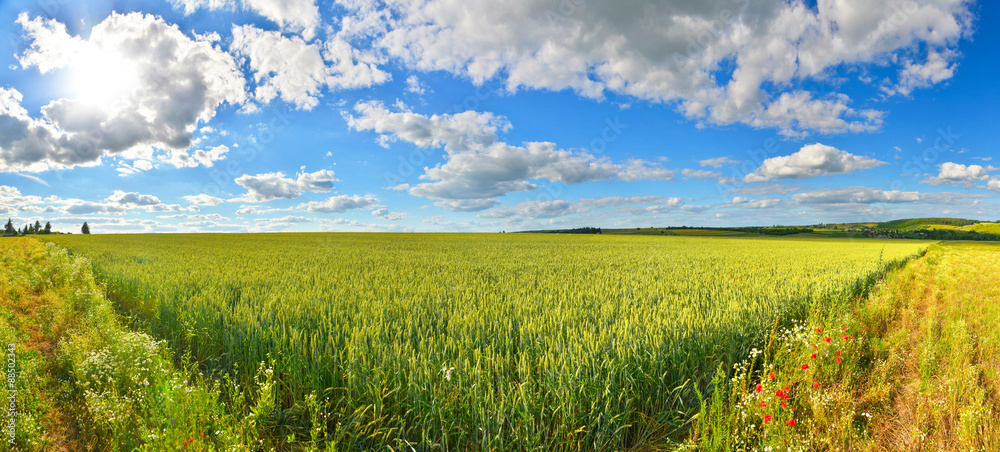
298, 194, 379, 213
105, 190, 160, 206
170, 0, 318, 40
339, 0, 972, 136
920, 162, 994, 187
885, 50, 958, 97
405, 75, 428, 95
4, 13, 245, 173
681, 168, 722, 179
699, 157, 739, 168
169, 145, 230, 168
232, 169, 338, 202
64, 202, 127, 215
255, 215, 312, 224
477, 196, 683, 222
745, 143, 885, 182
231, 25, 389, 110
372, 207, 408, 220
989, 180, 1000, 192
183, 194, 225, 206
346, 101, 673, 211
792, 186, 981, 205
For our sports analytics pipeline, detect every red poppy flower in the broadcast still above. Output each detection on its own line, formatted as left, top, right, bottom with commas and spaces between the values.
775, 389, 785, 398
759, 400, 766, 407
824, 337, 832, 343
786, 419, 796, 426
801, 364, 809, 370
781, 401, 787, 408
813, 382, 819, 388
836, 350, 841, 357
835, 357, 841, 364
784, 385, 791, 392
841, 326, 847, 331
769, 372, 777, 380
843, 335, 850, 341
853, 312, 857, 316
200, 433, 205, 438
764, 415, 772, 423
810, 353, 817, 360
816, 328, 823, 333
188, 437, 193, 443
755, 383, 763, 392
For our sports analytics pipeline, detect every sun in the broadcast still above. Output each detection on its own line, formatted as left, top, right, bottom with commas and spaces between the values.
70, 49, 139, 110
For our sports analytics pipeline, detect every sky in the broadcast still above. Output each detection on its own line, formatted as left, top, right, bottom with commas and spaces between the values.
0, 0, 997, 233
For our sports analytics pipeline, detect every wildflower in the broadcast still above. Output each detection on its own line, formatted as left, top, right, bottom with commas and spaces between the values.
764, 415, 772, 423
813, 382, 819, 388
786, 419, 796, 426
836, 357, 841, 364
200, 433, 205, 438
775, 389, 785, 399
816, 328, 823, 333
810, 353, 817, 360
824, 337, 832, 343
841, 326, 847, 331
836, 350, 841, 357
188, 437, 193, 443
755, 384, 763, 393
801, 364, 809, 370
759, 401, 766, 407
769, 372, 777, 380
781, 401, 787, 408
853, 312, 857, 316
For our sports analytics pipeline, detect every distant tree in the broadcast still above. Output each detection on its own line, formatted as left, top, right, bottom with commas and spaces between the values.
34, 220, 41, 233
43, 222, 52, 234
81, 222, 91, 234
3, 218, 13, 236
23, 224, 30, 235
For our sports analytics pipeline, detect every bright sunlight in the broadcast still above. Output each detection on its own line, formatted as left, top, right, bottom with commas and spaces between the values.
69, 48, 139, 110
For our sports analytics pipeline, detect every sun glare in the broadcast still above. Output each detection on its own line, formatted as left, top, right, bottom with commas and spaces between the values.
70, 50, 139, 110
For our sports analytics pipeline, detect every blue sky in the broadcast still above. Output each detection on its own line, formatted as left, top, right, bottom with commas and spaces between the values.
0, 0, 997, 233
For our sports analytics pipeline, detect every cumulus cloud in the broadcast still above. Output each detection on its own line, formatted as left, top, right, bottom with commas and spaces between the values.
170, 0, 319, 39
231, 25, 389, 110
4, 13, 245, 173
989, 180, 1000, 192
183, 194, 225, 206
792, 186, 981, 205
169, 145, 230, 168
405, 75, 428, 95
920, 162, 995, 187
745, 143, 885, 182
699, 157, 739, 168
346, 101, 673, 211
681, 168, 722, 179
298, 194, 379, 213
338, 0, 972, 136
105, 190, 160, 206
478, 196, 683, 222
232, 169, 338, 202
885, 50, 958, 97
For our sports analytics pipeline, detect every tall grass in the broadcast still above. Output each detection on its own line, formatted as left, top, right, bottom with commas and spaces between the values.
39, 233, 928, 449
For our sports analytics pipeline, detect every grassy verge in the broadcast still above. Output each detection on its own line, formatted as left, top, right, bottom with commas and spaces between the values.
685, 242, 1000, 450
0, 238, 295, 451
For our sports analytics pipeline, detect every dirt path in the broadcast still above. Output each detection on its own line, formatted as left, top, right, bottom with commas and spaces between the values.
1, 239, 78, 451
871, 244, 1000, 451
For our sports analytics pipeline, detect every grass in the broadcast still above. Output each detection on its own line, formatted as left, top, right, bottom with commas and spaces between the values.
877, 218, 978, 231
686, 242, 1000, 450
33, 233, 929, 449
0, 237, 282, 451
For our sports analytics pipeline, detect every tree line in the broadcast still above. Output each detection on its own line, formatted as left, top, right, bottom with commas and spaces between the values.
2, 219, 91, 236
